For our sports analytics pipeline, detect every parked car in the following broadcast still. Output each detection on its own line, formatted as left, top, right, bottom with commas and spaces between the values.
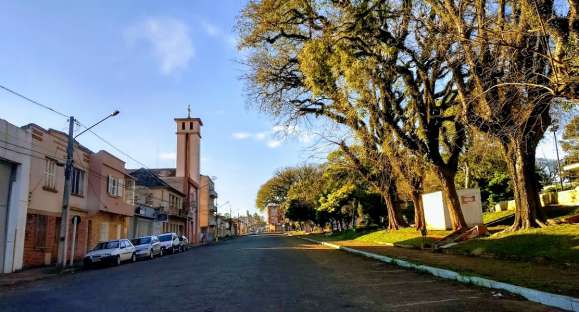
157, 233, 180, 254
84, 239, 136, 267
178, 235, 189, 252
131, 235, 162, 259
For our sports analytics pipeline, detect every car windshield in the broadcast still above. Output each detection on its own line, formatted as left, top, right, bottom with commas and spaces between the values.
93, 241, 119, 250
131, 237, 151, 246
158, 234, 172, 242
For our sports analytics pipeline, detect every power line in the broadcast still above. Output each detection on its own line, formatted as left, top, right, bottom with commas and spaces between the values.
0, 84, 69, 119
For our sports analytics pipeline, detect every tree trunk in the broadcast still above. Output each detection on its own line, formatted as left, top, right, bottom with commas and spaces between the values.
436, 169, 468, 231
503, 140, 546, 230
382, 185, 402, 230
411, 191, 426, 231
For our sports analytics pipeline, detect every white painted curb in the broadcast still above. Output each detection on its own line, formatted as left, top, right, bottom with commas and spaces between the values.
301, 237, 579, 311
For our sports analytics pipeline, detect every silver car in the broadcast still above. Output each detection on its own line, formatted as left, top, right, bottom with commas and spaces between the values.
84, 239, 136, 267
131, 235, 162, 259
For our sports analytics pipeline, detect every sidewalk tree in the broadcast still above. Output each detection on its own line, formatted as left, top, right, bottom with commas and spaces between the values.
239, 0, 468, 231
427, 0, 578, 230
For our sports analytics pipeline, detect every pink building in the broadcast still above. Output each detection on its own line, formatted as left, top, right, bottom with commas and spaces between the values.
86, 151, 135, 249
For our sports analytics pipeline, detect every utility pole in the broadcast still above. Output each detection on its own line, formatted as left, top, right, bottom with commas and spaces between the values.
56, 110, 119, 269
57, 116, 75, 269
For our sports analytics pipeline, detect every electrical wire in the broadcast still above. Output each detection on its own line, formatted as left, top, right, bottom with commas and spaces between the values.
0, 84, 69, 119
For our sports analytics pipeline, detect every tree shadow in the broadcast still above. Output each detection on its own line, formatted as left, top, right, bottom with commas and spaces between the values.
450, 232, 579, 264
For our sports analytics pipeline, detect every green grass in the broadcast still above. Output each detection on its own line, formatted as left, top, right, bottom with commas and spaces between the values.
453, 224, 579, 264
483, 210, 514, 224
316, 228, 451, 248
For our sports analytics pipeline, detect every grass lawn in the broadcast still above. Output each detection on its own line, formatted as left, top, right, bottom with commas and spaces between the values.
483, 210, 514, 224
312, 228, 451, 248
451, 224, 579, 264
302, 225, 579, 296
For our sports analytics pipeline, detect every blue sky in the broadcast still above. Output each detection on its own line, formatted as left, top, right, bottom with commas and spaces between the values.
0, 0, 324, 216
0, 1, 565, 216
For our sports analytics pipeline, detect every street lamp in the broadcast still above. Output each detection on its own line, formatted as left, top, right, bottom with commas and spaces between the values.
57, 111, 120, 269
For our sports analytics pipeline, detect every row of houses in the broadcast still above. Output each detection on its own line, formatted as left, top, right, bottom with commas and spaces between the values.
0, 112, 221, 273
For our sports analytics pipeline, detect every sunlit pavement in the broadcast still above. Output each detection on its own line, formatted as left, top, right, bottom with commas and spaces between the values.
0, 234, 555, 311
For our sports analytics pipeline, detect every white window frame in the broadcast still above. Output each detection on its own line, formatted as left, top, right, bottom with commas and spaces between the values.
107, 175, 124, 197
44, 158, 57, 189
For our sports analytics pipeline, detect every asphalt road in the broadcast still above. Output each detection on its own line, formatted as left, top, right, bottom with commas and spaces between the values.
0, 234, 555, 311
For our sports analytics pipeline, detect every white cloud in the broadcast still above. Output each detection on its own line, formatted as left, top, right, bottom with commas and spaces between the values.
159, 152, 176, 160
232, 132, 251, 139
126, 17, 194, 75
267, 140, 282, 148
255, 132, 267, 141
232, 125, 316, 148
201, 20, 220, 37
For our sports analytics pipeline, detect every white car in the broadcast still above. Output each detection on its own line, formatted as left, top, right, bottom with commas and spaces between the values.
83, 239, 136, 267
157, 233, 180, 254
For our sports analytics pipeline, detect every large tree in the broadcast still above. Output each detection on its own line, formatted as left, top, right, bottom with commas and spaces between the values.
427, 0, 578, 229
239, 0, 469, 230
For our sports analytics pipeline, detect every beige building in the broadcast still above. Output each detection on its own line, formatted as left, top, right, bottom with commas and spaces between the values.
199, 175, 217, 241
86, 151, 135, 250
23, 124, 92, 267
134, 113, 203, 243
130, 168, 187, 236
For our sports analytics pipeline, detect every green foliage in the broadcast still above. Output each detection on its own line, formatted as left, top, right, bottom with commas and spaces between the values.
285, 199, 315, 223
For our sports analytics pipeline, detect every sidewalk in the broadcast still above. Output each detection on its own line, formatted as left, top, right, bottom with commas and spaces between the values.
0, 266, 79, 289
301, 236, 579, 298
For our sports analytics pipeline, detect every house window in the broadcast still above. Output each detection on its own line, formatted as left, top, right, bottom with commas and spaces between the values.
35, 215, 47, 248
71, 167, 85, 196
99, 223, 109, 242
169, 194, 182, 210
107, 176, 123, 197
124, 179, 135, 205
43, 158, 57, 190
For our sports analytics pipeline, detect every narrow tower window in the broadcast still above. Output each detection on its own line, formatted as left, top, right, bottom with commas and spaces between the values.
189, 122, 193, 130
181, 122, 185, 130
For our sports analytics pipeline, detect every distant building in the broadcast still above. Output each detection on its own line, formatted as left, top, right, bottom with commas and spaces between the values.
199, 175, 217, 241
130, 204, 161, 238
266, 203, 283, 232
130, 168, 187, 236
133, 114, 203, 244
0, 119, 31, 273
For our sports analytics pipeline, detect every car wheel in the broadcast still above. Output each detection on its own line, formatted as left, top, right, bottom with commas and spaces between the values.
131, 253, 136, 263
115, 255, 121, 266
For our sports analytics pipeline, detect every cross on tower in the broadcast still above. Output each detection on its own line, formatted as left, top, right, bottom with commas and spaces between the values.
187, 104, 191, 118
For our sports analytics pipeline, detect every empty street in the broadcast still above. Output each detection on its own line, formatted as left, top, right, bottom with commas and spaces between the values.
0, 235, 554, 312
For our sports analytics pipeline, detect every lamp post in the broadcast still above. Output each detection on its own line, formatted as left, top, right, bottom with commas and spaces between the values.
57, 111, 119, 269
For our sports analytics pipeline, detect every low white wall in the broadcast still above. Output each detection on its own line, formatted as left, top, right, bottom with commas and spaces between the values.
422, 188, 483, 230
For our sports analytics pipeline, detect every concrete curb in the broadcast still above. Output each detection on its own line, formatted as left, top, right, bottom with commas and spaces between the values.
301, 237, 579, 312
